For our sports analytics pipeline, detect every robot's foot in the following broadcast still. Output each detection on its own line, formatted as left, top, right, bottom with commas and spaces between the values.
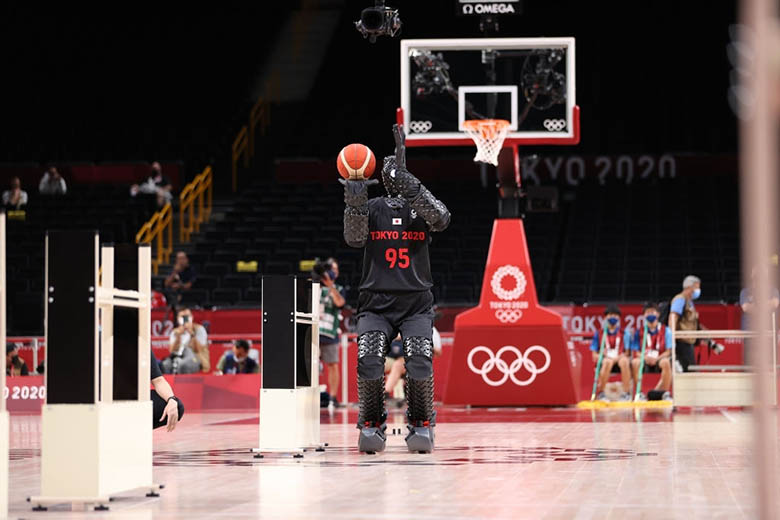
405, 424, 435, 453
358, 424, 387, 454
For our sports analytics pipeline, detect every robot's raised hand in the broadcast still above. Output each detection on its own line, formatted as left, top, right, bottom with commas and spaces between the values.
381, 155, 420, 200
392, 123, 406, 171
339, 178, 378, 206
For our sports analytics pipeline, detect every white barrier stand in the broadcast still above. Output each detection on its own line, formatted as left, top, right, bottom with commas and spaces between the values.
253, 276, 321, 457
0, 212, 8, 519
29, 235, 157, 511
672, 327, 778, 407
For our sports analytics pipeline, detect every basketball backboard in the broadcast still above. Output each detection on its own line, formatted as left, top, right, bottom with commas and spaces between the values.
398, 37, 578, 147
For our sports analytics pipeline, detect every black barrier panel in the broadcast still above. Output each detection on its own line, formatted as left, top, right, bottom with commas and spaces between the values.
296, 322, 312, 387
47, 230, 97, 404
296, 275, 312, 313
261, 275, 295, 389
113, 244, 140, 401
295, 276, 313, 386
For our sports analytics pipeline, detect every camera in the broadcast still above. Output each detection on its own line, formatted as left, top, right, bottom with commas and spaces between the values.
311, 258, 334, 283
411, 50, 453, 97
707, 339, 726, 355
355, 1, 401, 43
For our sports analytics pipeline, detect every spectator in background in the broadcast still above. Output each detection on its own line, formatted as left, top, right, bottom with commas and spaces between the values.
130, 161, 173, 208
630, 303, 673, 399
164, 251, 196, 316
161, 307, 210, 374
2, 177, 28, 210
384, 328, 442, 407
668, 275, 703, 372
383, 334, 405, 407
6, 343, 29, 376
590, 304, 632, 401
38, 165, 67, 195
317, 258, 345, 408
215, 339, 259, 375
739, 266, 780, 330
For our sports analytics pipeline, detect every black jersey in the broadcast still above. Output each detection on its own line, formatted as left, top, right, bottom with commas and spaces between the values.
359, 197, 433, 292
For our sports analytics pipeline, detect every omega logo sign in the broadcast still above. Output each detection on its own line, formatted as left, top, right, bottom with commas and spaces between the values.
462, 3, 517, 15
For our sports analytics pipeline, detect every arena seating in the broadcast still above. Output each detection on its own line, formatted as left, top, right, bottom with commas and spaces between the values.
6, 166, 741, 334
554, 175, 740, 303
6, 186, 156, 334
158, 172, 740, 310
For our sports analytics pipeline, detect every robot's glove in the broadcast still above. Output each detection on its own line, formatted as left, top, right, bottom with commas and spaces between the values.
381, 155, 420, 200
339, 178, 378, 206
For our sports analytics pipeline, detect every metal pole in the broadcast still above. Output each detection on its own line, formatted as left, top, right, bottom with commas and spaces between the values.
0, 213, 5, 411
341, 334, 349, 405
739, 0, 778, 517
0, 211, 7, 520
32, 337, 38, 373
773, 312, 777, 404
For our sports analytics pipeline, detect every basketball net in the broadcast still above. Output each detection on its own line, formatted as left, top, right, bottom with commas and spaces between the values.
462, 119, 511, 166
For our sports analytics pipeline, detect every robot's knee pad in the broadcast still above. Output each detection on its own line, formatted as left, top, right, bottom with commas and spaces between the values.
403, 336, 433, 379
357, 331, 388, 379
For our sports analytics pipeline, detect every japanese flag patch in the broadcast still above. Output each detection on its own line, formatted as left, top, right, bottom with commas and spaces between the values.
392, 217, 402, 225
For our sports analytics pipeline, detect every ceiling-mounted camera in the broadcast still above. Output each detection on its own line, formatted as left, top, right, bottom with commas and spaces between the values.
355, 0, 402, 43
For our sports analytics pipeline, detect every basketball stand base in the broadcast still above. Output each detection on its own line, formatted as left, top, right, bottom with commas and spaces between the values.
28, 485, 163, 512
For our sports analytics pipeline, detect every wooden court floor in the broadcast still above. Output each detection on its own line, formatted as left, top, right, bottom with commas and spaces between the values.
6, 406, 773, 519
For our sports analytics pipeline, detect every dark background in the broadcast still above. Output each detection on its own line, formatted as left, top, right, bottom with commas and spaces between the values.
1, 1, 738, 181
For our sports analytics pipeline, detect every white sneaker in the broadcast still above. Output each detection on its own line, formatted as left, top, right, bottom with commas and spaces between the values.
662, 391, 672, 400
636, 392, 647, 401
619, 392, 632, 402
596, 391, 608, 401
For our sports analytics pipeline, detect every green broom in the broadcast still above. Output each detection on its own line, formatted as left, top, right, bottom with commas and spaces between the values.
590, 328, 609, 401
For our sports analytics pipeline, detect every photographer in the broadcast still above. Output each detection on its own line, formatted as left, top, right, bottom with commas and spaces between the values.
161, 307, 210, 374
215, 339, 259, 375
6, 343, 29, 376
163, 251, 197, 318
313, 257, 345, 407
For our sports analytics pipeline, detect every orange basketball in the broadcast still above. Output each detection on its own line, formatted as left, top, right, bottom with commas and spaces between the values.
336, 143, 376, 180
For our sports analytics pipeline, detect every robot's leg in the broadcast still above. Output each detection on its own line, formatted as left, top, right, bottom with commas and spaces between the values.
403, 336, 436, 453
356, 331, 388, 453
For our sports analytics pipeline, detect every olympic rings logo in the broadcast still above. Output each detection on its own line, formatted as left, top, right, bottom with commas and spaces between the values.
409, 120, 433, 134
543, 119, 567, 132
467, 345, 551, 387
495, 309, 522, 323
490, 265, 526, 300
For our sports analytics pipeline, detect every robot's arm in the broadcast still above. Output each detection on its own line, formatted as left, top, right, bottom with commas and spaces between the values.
341, 179, 377, 248
410, 184, 451, 232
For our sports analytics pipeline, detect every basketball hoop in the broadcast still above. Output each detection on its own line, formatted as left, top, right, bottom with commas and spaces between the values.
462, 119, 511, 166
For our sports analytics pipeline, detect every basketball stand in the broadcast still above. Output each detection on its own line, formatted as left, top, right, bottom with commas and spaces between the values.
399, 37, 584, 406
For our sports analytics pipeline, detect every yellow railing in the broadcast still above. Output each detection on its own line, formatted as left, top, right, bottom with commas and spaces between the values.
180, 165, 213, 243
231, 126, 249, 193
135, 202, 172, 275
231, 75, 279, 192
248, 95, 271, 158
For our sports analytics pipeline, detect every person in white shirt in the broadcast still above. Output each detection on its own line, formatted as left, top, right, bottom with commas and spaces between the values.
161, 307, 210, 374
2, 177, 28, 209
38, 166, 67, 195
